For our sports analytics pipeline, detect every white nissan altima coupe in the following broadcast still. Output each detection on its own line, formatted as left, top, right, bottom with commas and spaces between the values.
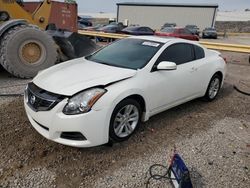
24, 36, 226, 147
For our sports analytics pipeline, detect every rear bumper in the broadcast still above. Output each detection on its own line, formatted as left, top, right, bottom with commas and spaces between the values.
203, 33, 217, 38
24, 99, 110, 147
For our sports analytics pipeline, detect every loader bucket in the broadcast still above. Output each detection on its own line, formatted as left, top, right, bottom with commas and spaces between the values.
47, 30, 98, 60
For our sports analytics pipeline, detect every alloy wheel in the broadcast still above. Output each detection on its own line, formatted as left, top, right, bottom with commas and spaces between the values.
113, 104, 139, 138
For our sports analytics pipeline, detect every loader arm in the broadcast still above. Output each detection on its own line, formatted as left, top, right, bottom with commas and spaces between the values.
0, 0, 98, 78
0, 0, 52, 29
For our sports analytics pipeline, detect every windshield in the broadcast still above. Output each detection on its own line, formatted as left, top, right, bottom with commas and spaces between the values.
164, 23, 176, 27
123, 27, 139, 31
186, 25, 197, 28
161, 27, 175, 33
205, 28, 216, 31
86, 38, 163, 70
101, 25, 115, 29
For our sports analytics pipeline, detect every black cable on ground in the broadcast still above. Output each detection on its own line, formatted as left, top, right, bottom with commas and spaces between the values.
145, 164, 175, 188
233, 85, 250, 96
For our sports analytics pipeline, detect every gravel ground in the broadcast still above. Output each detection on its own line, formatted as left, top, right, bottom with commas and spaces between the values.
0, 49, 249, 187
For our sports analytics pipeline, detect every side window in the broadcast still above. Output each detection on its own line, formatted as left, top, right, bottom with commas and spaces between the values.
174, 29, 179, 34
183, 29, 192, 35
145, 27, 153, 33
139, 27, 147, 32
179, 29, 185, 34
156, 43, 194, 65
194, 45, 205, 60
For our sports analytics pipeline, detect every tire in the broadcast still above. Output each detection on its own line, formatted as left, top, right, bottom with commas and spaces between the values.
204, 74, 222, 101
109, 98, 142, 142
0, 24, 57, 78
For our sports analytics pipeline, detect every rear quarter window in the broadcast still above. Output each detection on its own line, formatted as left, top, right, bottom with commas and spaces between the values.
194, 45, 205, 60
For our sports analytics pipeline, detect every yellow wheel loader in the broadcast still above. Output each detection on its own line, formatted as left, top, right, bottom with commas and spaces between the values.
0, 0, 97, 78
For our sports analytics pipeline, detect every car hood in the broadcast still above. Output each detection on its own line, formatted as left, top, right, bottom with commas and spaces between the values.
33, 58, 137, 96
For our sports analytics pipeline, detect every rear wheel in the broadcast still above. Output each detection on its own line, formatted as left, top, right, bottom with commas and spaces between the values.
0, 25, 57, 78
109, 99, 142, 142
204, 74, 222, 101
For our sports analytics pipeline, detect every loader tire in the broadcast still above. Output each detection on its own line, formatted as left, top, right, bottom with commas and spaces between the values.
0, 25, 57, 78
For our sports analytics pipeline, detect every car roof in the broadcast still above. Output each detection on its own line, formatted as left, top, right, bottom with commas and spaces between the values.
129, 35, 182, 43
127, 26, 141, 28
161, 27, 184, 31
103, 25, 118, 28
124, 26, 150, 30
128, 36, 204, 47
174, 27, 185, 29
123, 26, 141, 30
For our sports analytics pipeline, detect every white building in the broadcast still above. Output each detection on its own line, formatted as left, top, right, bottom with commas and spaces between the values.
117, 2, 218, 30
216, 11, 250, 21
78, 12, 116, 20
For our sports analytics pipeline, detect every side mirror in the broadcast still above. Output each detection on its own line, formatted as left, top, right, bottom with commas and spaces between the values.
157, 61, 177, 70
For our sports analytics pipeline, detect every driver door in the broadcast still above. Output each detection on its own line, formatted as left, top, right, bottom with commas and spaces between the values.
144, 43, 198, 115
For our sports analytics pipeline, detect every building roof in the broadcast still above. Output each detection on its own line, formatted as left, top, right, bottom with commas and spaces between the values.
117, 2, 218, 8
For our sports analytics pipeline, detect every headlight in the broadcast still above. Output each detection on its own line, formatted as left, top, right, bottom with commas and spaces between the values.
63, 88, 106, 115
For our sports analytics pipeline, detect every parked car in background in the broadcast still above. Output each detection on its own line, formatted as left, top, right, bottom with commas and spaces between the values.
97, 22, 126, 33
78, 18, 93, 30
78, 19, 92, 27
185, 25, 200, 36
24, 36, 226, 147
202, 27, 218, 39
78, 22, 87, 30
109, 22, 126, 29
96, 25, 124, 41
155, 27, 199, 41
161, 23, 176, 29
83, 24, 106, 31
97, 25, 123, 33
121, 26, 154, 35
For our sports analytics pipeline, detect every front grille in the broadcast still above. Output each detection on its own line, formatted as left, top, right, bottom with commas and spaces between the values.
26, 82, 65, 112
60, 132, 86, 141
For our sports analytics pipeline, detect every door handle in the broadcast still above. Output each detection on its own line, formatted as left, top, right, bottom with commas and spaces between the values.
190, 67, 198, 72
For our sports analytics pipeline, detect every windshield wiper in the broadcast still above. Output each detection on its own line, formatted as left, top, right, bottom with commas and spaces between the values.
90, 59, 112, 66
85, 54, 92, 60
90, 58, 133, 69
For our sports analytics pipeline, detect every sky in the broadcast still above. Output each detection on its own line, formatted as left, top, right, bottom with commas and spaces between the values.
76, 0, 250, 13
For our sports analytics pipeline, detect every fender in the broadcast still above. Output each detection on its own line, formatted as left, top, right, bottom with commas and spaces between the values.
0, 19, 27, 37
94, 78, 150, 121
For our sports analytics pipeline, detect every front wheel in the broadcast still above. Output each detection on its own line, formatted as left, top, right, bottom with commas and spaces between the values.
109, 99, 142, 142
204, 74, 222, 101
